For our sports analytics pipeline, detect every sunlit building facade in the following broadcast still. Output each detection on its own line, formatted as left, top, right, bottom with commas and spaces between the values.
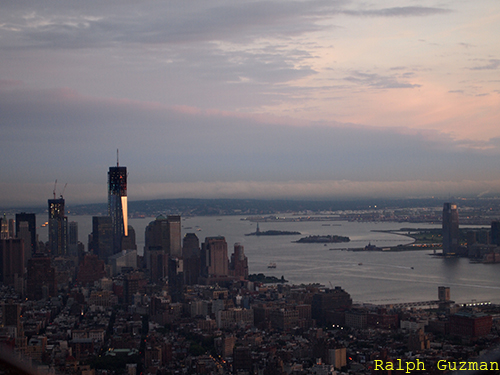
108, 163, 127, 254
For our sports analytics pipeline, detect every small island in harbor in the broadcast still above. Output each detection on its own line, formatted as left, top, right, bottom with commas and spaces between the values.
294, 235, 350, 243
248, 273, 288, 283
245, 223, 301, 236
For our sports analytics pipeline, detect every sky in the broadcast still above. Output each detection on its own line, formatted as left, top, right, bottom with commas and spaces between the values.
1, 0, 500, 207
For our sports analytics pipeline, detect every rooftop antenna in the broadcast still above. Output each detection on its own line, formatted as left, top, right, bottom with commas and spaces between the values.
53, 179, 57, 199
117, 148, 119, 167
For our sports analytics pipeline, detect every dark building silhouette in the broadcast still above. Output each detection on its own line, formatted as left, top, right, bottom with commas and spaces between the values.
167, 215, 182, 257
449, 310, 492, 337
233, 346, 253, 374
183, 233, 201, 285
2, 303, 22, 337
168, 257, 184, 302
201, 236, 229, 278
144, 215, 182, 282
90, 216, 113, 262
27, 256, 56, 300
229, 242, 248, 280
145, 216, 169, 282
17, 221, 32, 266
145, 216, 169, 252
15, 212, 37, 256
68, 221, 78, 257
311, 287, 352, 325
442, 203, 459, 255
148, 248, 166, 283
0, 239, 25, 292
48, 198, 68, 256
76, 254, 106, 286
8, 219, 14, 239
108, 161, 127, 254
122, 225, 137, 251
124, 272, 144, 305
492, 221, 500, 246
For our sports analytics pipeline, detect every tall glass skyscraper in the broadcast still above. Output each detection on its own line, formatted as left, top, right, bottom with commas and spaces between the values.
442, 202, 459, 255
15, 212, 37, 256
108, 161, 127, 254
48, 198, 68, 256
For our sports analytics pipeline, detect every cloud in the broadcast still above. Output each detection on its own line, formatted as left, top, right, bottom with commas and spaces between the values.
0, 79, 24, 87
1, 84, 500, 206
340, 6, 451, 17
469, 59, 500, 70
459, 42, 476, 49
0, 1, 499, 206
0, 1, 339, 49
343, 71, 421, 89
0, 2, 452, 51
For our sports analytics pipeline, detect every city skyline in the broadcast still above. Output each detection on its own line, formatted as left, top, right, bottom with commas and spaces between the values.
1, 1, 500, 207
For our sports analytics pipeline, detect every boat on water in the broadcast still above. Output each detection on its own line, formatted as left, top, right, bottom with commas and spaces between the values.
268, 262, 277, 269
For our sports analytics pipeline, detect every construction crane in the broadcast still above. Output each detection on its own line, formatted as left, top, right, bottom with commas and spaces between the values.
52, 179, 68, 199
60, 183, 68, 199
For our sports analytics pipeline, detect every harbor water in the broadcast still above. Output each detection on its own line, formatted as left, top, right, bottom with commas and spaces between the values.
34, 214, 500, 305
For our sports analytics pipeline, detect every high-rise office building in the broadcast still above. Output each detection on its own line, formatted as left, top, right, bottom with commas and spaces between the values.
183, 233, 201, 285
144, 215, 182, 282
122, 225, 137, 251
76, 254, 106, 286
230, 242, 249, 280
167, 215, 182, 257
311, 287, 352, 325
8, 219, 14, 239
0, 214, 9, 239
442, 203, 459, 255
491, 221, 500, 246
18, 222, 32, 265
2, 303, 22, 337
90, 216, 113, 262
15, 212, 37, 256
144, 216, 169, 282
147, 248, 166, 283
27, 256, 56, 300
201, 236, 229, 278
68, 221, 78, 257
145, 216, 169, 252
168, 257, 184, 302
108, 160, 127, 254
0, 238, 25, 292
48, 198, 68, 256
